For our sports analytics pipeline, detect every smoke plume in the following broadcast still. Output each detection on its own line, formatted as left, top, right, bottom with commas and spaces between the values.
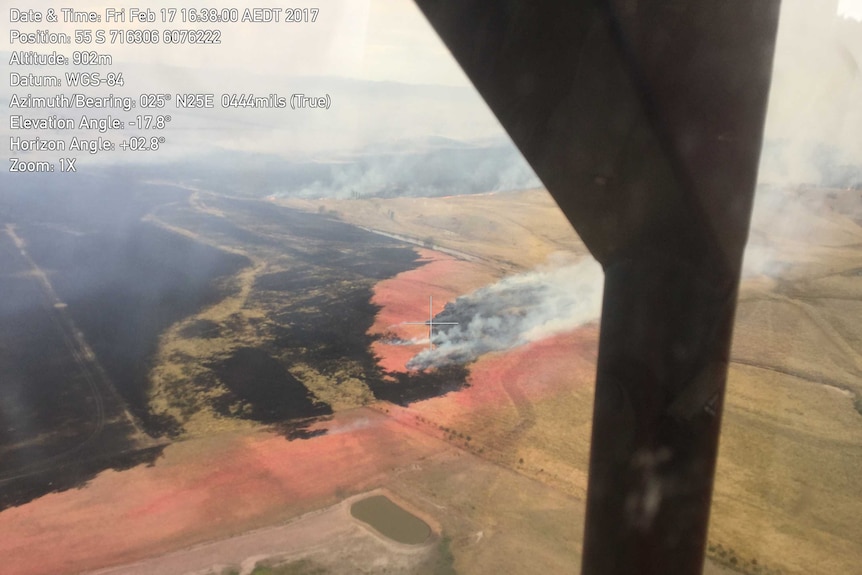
280, 139, 541, 200
756, 1, 862, 187
406, 256, 603, 370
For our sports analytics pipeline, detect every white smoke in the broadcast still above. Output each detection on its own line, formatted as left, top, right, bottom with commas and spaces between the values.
742, 4, 862, 278
756, 1, 862, 187
406, 256, 604, 370
282, 141, 541, 200
325, 417, 375, 435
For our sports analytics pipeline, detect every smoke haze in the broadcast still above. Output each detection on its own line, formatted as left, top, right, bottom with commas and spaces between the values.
757, 0, 862, 186
273, 138, 540, 199
742, 1, 862, 277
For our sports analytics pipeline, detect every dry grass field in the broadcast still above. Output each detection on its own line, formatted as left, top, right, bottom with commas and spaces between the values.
283, 189, 590, 273
708, 186, 862, 575
287, 187, 862, 575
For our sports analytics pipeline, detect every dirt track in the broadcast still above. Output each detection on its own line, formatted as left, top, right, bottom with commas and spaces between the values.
87, 491, 435, 575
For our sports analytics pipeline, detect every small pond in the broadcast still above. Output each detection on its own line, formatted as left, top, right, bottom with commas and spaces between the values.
350, 495, 431, 544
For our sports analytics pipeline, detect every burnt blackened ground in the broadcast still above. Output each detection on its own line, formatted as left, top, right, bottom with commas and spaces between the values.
0, 172, 471, 509
210, 348, 331, 422
19, 221, 249, 437
0, 219, 165, 510
178, 319, 222, 339
0, 242, 96, 471
0, 173, 230, 507
0, 446, 165, 512
170, 195, 471, 418
368, 365, 472, 406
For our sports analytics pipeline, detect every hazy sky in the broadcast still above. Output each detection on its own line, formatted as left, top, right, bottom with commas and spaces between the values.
1, 0, 484, 160
2, 0, 469, 85
4, 0, 859, 83
761, 0, 862, 182
2, 1, 860, 174
838, 0, 862, 20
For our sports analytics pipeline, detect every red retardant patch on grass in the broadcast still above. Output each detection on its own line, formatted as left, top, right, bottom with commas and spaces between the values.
0, 409, 447, 575
368, 249, 497, 373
